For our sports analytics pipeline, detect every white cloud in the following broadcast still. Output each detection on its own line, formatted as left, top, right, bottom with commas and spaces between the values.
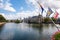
5, 14, 17, 20
1, 0, 60, 20
25, 0, 60, 17
17, 11, 39, 19
7, 11, 39, 20
0, 0, 3, 2
0, 13, 16, 20
0, 10, 39, 20
0, 0, 16, 12
42, 1, 60, 9
0, 3, 3, 8
26, 0, 39, 9
26, 0, 60, 9
0, 0, 4, 8
26, 0, 37, 4
4, 3, 16, 12
0, 9, 60, 20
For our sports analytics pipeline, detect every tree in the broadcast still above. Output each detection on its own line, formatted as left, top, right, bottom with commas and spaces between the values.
52, 17, 56, 22
15, 19, 22, 23
44, 17, 51, 23
0, 15, 6, 22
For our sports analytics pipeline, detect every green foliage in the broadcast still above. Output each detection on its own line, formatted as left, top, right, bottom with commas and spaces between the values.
15, 19, 22, 23
0, 15, 6, 22
44, 17, 57, 23
44, 17, 51, 23
54, 33, 60, 40
52, 17, 56, 22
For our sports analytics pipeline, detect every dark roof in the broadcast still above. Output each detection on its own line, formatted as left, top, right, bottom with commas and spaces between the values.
32, 16, 38, 18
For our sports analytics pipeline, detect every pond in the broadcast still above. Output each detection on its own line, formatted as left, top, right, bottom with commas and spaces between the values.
0, 23, 59, 40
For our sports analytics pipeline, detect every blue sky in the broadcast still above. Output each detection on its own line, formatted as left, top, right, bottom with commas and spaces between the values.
10, 0, 35, 12
0, 0, 36, 19
0, 0, 38, 20
0, 0, 60, 20
0, 0, 35, 13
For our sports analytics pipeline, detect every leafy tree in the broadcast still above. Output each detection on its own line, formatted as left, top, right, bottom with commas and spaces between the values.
52, 17, 56, 22
0, 15, 6, 22
15, 19, 22, 23
44, 17, 51, 23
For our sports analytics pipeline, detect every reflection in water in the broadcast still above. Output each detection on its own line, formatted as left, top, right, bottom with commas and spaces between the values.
0, 23, 59, 40
0, 24, 5, 33
28, 24, 43, 40
30, 24, 58, 40
32, 24, 43, 27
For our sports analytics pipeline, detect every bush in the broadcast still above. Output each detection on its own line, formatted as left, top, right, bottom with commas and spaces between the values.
51, 31, 60, 40
44, 17, 51, 23
0, 15, 6, 22
15, 20, 20, 23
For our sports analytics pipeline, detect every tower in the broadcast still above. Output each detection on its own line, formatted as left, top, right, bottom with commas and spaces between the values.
38, 14, 43, 23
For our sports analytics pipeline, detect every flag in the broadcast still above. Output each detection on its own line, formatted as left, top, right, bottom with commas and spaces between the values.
40, 4, 44, 13
46, 7, 53, 17
53, 11, 59, 19
37, 2, 44, 13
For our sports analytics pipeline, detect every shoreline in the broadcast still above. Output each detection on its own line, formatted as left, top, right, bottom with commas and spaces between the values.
27, 22, 60, 24
0, 22, 6, 26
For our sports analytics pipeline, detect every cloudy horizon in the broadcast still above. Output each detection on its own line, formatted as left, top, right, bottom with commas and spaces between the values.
0, 0, 60, 20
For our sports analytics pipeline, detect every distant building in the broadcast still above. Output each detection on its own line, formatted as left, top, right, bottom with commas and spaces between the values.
24, 14, 43, 23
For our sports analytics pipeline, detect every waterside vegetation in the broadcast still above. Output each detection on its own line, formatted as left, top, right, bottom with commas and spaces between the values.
0, 15, 6, 26
24, 14, 59, 24
15, 19, 23, 23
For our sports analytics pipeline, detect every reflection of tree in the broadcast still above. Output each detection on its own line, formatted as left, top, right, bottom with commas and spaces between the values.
31, 24, 43, 40
32, 24, 43, 28
44, 24, 49, 27
44, 17, 51, 23
0, 24, 4, 33
51, 24, 55, 27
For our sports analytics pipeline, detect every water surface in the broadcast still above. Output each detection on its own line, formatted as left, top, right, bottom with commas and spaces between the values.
0, 23, 59, 40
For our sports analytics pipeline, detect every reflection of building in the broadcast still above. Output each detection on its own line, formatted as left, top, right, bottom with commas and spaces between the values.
24, 14, 43, 23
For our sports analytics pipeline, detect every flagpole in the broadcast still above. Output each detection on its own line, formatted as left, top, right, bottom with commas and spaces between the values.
45, 8, 60, 31
50, 17, 59, 31
43, 8, 60, 31
36, 1, 42, 23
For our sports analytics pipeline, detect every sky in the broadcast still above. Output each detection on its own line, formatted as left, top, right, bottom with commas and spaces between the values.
0, 0, 60, 20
